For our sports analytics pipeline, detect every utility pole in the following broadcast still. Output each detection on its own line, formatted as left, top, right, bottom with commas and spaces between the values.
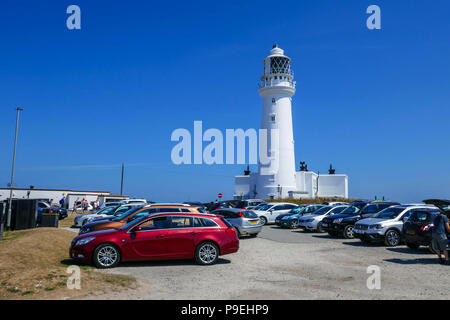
120, 163, 124, 195
6, 107, 23, 231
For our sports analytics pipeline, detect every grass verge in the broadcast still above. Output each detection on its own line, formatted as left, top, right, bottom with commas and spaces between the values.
0, 228, 136, 300
58, 212, 79, 228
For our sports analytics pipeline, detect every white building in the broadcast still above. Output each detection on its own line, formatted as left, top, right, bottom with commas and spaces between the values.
234, 45, 348, 200
0, 188, 129, 208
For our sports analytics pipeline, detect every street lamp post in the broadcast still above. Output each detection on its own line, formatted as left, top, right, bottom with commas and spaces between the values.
120, 163, 124, 195
5, 107, 23, 232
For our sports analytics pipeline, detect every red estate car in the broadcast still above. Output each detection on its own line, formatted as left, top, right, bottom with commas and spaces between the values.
70, 213, 239, 268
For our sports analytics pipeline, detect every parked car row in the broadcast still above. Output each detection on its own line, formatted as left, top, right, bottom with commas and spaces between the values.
69, 198, 450, 269
265, 199, 450, 252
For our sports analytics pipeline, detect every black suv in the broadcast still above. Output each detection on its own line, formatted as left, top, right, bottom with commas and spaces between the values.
322, 201, 371, 237
325, 201, 400, 239
403, 199, 450, 251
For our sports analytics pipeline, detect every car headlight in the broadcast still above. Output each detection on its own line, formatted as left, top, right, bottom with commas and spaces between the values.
75, 236, 96, 246
334, 218, 343, 224
370, 224, 383, 229
306, 219, 314, 222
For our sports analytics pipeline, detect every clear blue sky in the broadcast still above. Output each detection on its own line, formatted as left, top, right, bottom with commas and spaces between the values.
0, 0, 449, 203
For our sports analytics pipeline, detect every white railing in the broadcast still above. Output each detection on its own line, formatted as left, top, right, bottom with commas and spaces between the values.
258, 80, 296, 89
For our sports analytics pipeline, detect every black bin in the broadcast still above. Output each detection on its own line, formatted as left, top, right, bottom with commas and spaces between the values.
6, 199, 38, 230
40, 213, 59, 228
0, 202, 5, 224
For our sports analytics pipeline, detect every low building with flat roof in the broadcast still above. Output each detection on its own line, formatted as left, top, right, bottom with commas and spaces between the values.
0, 188, 129, 208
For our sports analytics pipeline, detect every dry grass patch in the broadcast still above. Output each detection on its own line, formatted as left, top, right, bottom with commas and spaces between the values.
58, 212, 79, 228
0, 228, 136, 300
265, 197, 358, 205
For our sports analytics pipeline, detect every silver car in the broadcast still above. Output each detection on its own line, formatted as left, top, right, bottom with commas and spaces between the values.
354, 205, 440, 246
74, 204, 140, 227
212, 208, 262, 237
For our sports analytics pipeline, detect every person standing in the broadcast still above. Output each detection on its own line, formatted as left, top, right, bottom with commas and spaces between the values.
431, 211, 450, 265
59, 196, 65, 208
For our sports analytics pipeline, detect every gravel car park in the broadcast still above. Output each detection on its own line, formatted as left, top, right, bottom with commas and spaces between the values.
82, 222, 450, 300
63, 199, 450, 300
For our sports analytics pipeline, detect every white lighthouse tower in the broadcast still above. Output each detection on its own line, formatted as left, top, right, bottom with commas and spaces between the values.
234, 45, 349, 200
256, 44, 297, 199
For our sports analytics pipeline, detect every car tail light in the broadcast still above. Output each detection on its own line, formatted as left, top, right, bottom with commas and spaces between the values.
237, 211, 244, 218
420, 223, 434, 232
226, 227, 236, 234
49, 209, 52, 214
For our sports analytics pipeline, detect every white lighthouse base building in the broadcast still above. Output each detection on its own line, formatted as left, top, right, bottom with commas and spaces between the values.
234, 170, 348, 200
233, 45, 349, 200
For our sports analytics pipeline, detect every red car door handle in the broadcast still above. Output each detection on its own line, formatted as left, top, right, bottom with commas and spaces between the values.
190, 232, 199, 235
156, 235, 165, 239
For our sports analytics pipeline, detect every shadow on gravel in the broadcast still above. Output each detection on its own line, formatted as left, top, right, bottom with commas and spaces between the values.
311, 234, 338, 240
384, 258, 439, 265
239, 236, 259, 241
292, 229, 313, 234
341, 241, 385, 247
386, 247, 431, 255
61, 258, 231, 268
117, 258, 231, 268
269, 226, 286, 230
61, 259, 91, 268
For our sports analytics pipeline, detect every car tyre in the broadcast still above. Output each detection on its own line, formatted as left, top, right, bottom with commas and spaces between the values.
384, 229, 401, 247
93, 243, 121, 269
259, 216, 267, 226
343, 225, 355, 239
406, 242, 420, 250
317, 222, 325, 233
195, 241, 219, 265
289, 220, 298, 229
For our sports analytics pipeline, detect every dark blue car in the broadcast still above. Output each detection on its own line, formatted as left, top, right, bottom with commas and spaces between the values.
276, 204, 324, 228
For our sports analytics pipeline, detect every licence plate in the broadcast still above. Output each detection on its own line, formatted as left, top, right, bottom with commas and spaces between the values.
407, 230, 416, 235
250, 220, 258, 224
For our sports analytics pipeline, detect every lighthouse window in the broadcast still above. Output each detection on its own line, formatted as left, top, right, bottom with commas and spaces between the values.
270, 56, 290, 74
271, 115, 276, 122
272, 98, 275, 103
